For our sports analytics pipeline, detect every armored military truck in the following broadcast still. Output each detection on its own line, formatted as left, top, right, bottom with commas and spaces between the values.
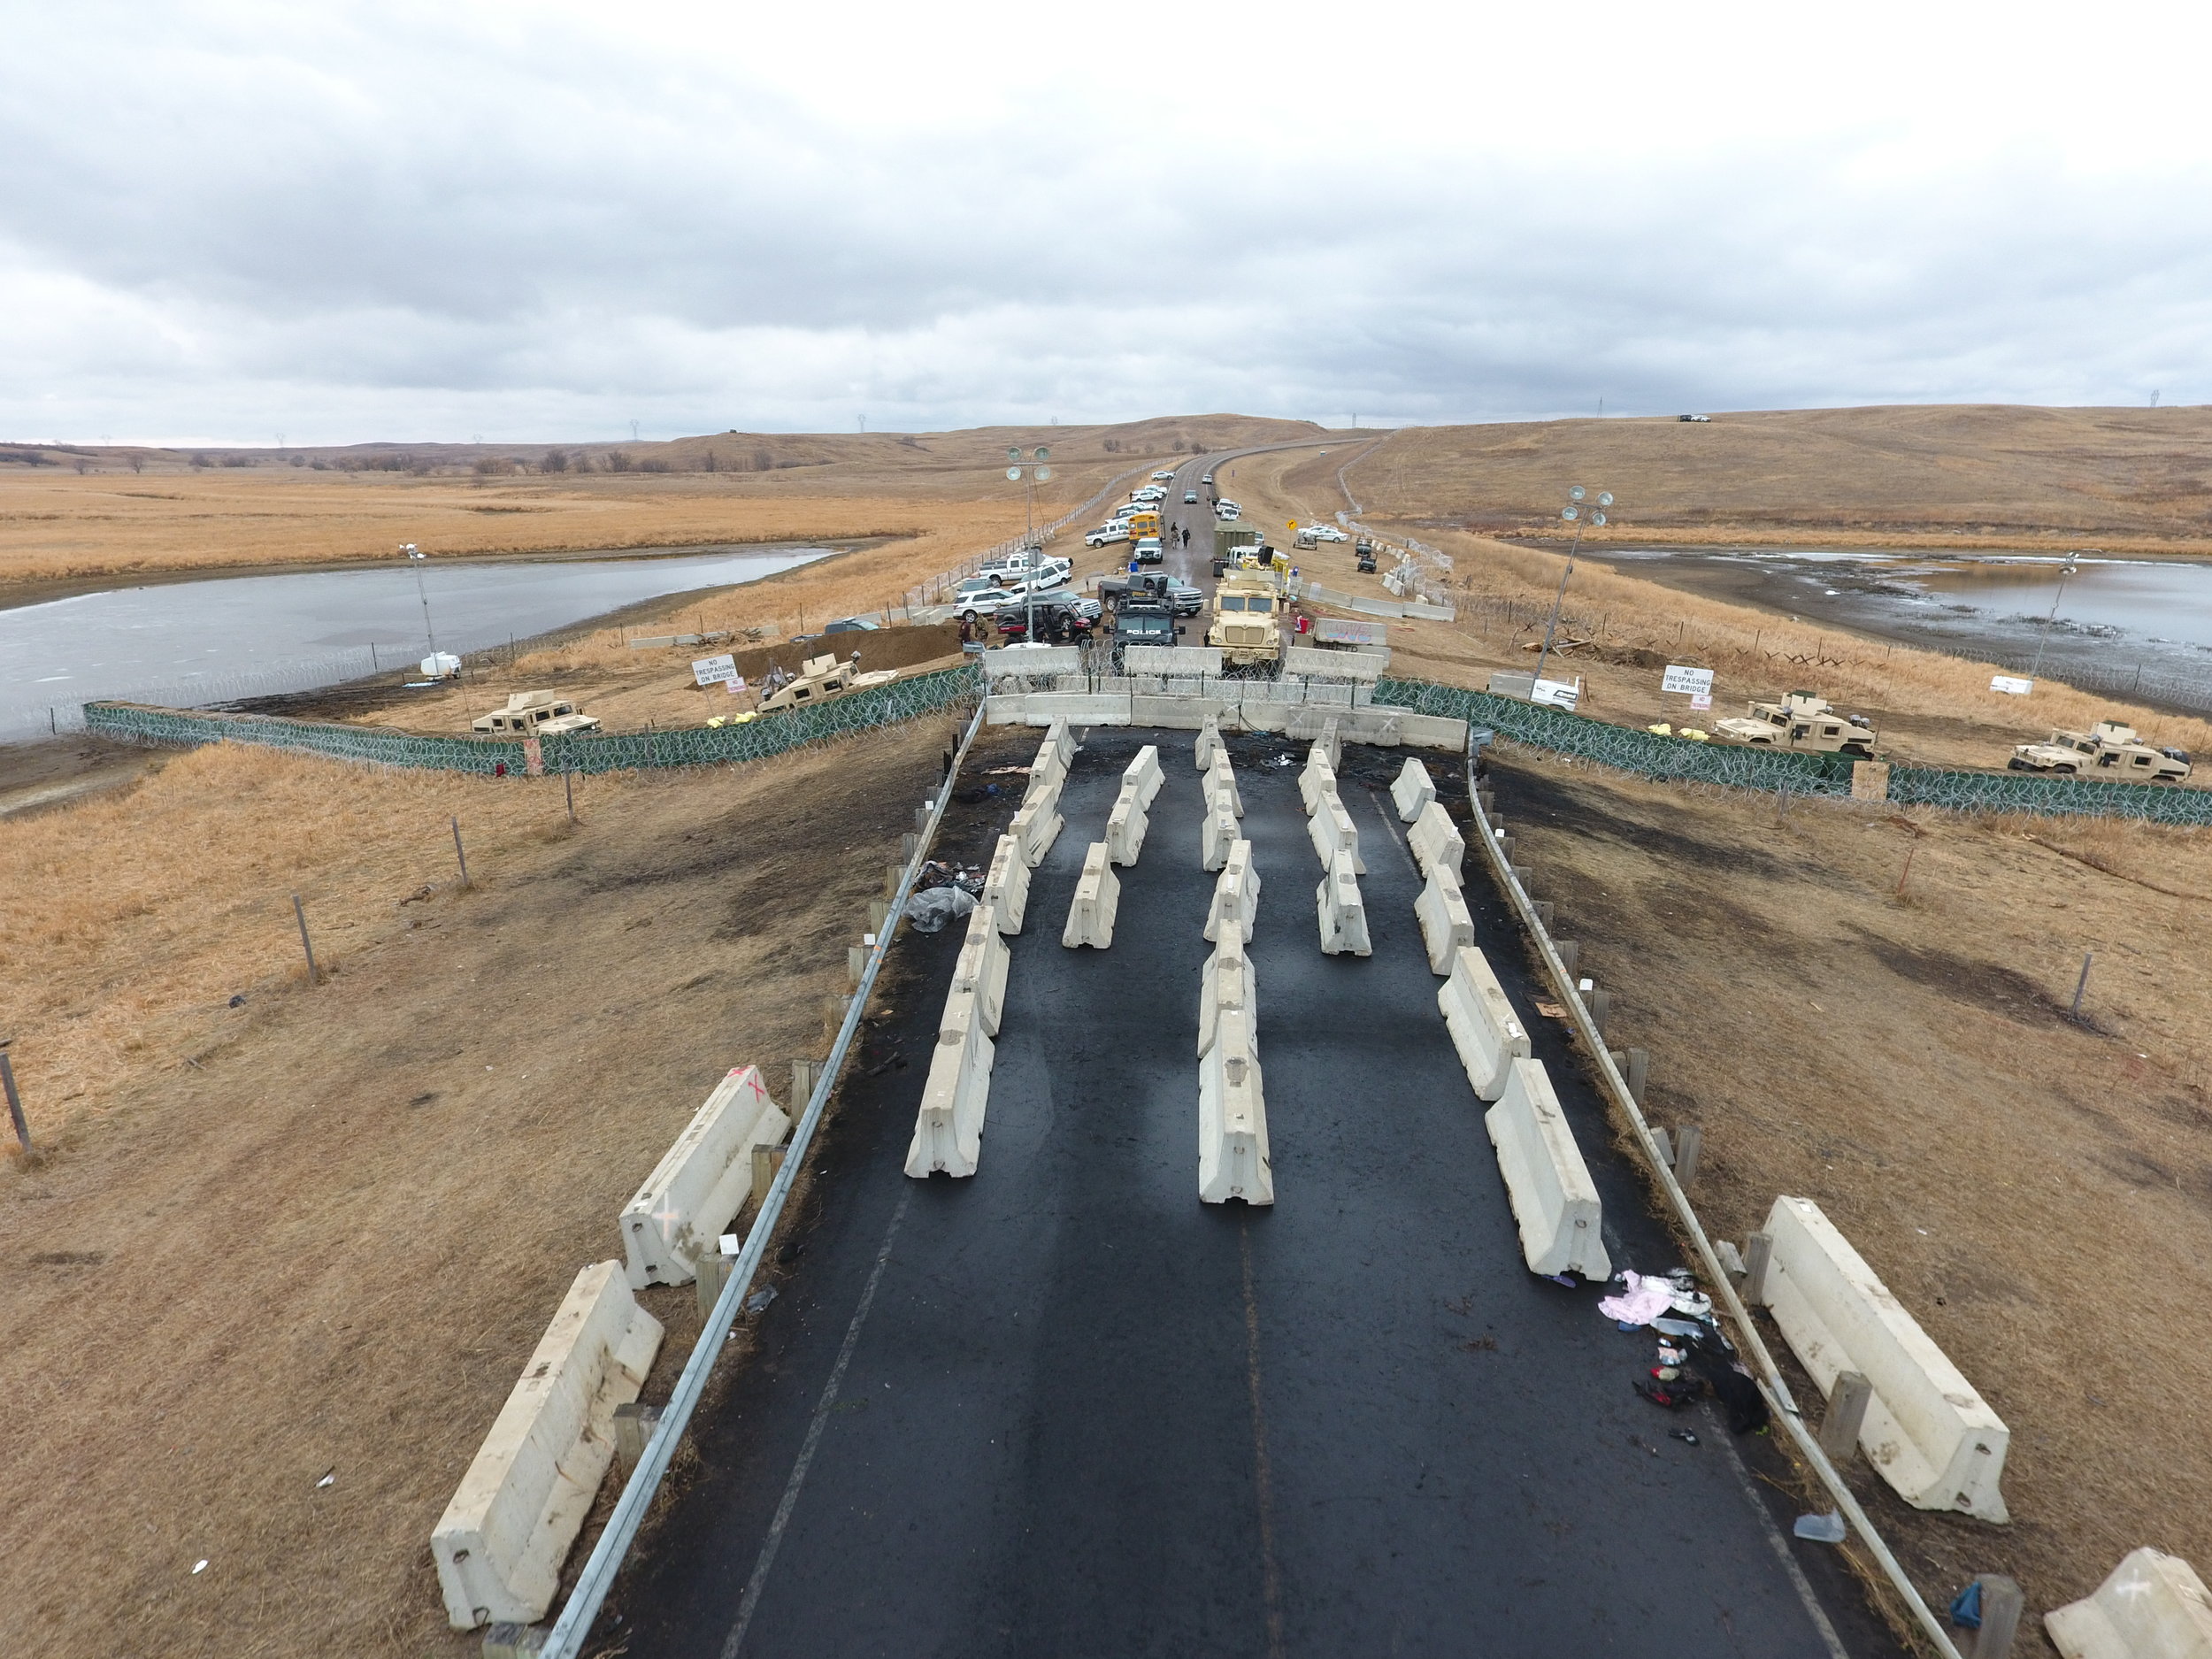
472, 691, 602, 735
2009, 719, 2192, 782
1714, 690, 1878, 758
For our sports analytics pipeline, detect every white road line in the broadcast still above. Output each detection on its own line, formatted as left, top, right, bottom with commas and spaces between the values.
718, 1185, 914, 1659
1717, 1416, 1854, 1659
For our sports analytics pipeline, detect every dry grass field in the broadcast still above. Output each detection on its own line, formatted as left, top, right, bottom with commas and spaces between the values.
0, 716, 1001, 1658
1348, 403, 2212, 551
0, 414, 1324, 591
1491, 753, 2212, 1650
1217, 445, 2212, 772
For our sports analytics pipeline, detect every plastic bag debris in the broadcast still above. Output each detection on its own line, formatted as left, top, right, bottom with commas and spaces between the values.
1949, 1580, 1984, 1629
913, 859, 986, 895
744, 1286, 778, 1315
1792, 1512, 1847, 1544
1669, 1429, 1700, 1447
192, 1560, 209, 1574
1598, 1271, 1674, 1326
906, 886, 977, 933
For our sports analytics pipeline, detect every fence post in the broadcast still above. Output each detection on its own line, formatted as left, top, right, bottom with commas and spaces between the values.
1, 1052, 29, 1152
1742, 1231, 1774, 1303
1968, 1576, 2024, 1658
451, 816, 471, 887
292, 895, 319, 986
1818, 1370, 1872, 1460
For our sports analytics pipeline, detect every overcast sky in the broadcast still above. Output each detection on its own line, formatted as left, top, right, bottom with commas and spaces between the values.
5, 0, 2210, 444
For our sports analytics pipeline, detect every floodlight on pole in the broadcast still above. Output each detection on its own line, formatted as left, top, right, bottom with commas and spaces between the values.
1531, 487, 1613, 692
2028, 550, 2085, 680
1006, 446, 1052, 641
401, 542, 440, 661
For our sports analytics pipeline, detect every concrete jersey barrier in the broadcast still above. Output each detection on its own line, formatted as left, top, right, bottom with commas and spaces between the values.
1198, 1004, 1273, 1205
1757, 1195, 2011, 1522
1105, 780, 1150, 867
1125, 643, 1225, 677
433, 1263, 665, 1628
982, 833, 1030, 933
1031, 733, 1068, 790
1010, 772, 1064, 867
1439, 945, 1531, 1100
1414, 864, 1475, 974
1308, 790, 1366, 873
1207, 753, 1243, 818
982, 644, 1082, 679
2046, 1548, 2212, 1659
1316, 849, 1372, 956
618, 1064, 789, 1288
1485, 1058, 1612, 1279
1203, 839, 1261, 943
1043, 715, 1076, 769
1197, 935, 1256, 1058
1194, 714, 1222, 770
1390, 757, 1436, 822
1283, 645, 1387, 682
951, 901, 1010, 1035
906, 984, 995, 1178
1124, 743, 1164, 810
1299, 753, 1336, 816
1062, 841, 1120, 949
1408, 800, 1464, 879
1202, 803, 1240, 872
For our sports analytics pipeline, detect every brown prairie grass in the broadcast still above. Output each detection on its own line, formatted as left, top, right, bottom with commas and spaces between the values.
0, 716, 965, 1658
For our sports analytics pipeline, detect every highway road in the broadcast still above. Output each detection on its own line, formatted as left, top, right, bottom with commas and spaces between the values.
608, 729, 1908, 1657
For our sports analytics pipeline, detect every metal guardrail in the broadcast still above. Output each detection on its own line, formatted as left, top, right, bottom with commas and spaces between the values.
539, 695, 989, 1659
1463, 752, 1966, 1659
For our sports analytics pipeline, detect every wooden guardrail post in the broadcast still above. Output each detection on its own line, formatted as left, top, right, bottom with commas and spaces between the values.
1817, 1370, 1872, 1461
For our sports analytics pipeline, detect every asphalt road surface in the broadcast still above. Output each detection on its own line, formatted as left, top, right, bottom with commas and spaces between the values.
612, 730, 1908, 1659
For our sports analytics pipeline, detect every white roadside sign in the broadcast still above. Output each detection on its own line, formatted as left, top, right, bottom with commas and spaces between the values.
1662, 664, 1715, 697
1531, 677, 1581, 711
1689, 692, 1712, 710
692, 653, 739, 687
1990, 674, 2033, 695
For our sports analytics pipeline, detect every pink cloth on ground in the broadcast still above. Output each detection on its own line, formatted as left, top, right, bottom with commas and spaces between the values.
1598, 1271, 1674, 1325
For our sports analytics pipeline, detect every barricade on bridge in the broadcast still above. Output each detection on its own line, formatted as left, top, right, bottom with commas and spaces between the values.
1010, 772, 1064, 867
1062, 841, 1121, 949
1316, 849, 1371, 956
1125, 644, 1224, 677
1105, 780, 1150, 867
1283, 645, 1387, 682
1202, 803, 1240, 872
1757, 1195, 2011, 1521
1390, 757, 1436, 822
1124, 743, 1164, 810
951, 900, 1010, 1035
982, 833, 1030, 933
1194, 713, 1222, 770
1415, 864, 1475, 974
2045, 1548, 2212, 1658
1299, 750, 1336, 815
1486, 1058, 1611, 1279
433, 1263, 664, 1629
1207, 752, 1243, 818
1197, 934, 1256, 1058
1308, 790, 1366, 873
1439, 945, 1529, 1100
1031, 731, 1068, 790
1408, 799, 1464, 879
1203, 839, 1261, 943
1198, 1004, 1273, 1205
618, 1065, 789, 1288
906, 984, 995, 1178
1043, 714, 1076, 771
984, 690, 1467, 751
981, 644, 1082, 683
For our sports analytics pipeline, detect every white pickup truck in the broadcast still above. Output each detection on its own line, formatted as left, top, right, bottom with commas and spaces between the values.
978, 549, 1071, 586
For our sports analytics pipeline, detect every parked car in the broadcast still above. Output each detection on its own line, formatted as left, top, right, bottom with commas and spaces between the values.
956, 582, 1025, 620
1133, 537, 1164, 565
1216, 501, 1242, 521
1309, 525, 1348, 542
1151, 469, 1179, 482
1678, 413, 1712, 422
1086, 522, 1131, 547
824, 616, 879, 633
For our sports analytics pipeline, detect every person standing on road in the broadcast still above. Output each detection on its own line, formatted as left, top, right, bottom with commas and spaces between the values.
1179, 524, 1190, 550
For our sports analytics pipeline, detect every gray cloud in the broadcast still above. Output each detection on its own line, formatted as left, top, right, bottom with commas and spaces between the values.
4, 1, 2210, 443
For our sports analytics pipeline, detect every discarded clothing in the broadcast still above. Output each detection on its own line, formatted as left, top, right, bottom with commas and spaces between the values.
1598, 1271, 1674, 1326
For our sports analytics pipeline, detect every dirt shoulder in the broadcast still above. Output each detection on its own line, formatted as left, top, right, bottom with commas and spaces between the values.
0, 713, 976, 1658
1485, 748, 2212, 1647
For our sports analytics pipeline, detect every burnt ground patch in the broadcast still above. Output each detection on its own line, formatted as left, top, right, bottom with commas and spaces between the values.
1847, 926, 2074, 1025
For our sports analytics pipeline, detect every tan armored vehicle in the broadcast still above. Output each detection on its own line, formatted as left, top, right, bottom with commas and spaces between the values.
472, 691, 602, 735
2009, 719, 2192, 782
1207, 568, 1285, 669
1714, 690, 1878, 758
756, 653, 898, 715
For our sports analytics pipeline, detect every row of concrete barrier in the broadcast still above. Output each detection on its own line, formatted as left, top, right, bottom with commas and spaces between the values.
1197, 777, 1271, 1202
1298, 726, 1373, 958
985, 689, 1467, 751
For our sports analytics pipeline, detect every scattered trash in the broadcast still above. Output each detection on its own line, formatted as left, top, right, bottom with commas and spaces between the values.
912, 859, 985, 896
906, 886, 978, 933
1634, 1375, 1703, 1409
1598, 1271, 1674, 1326
1669, 1429, 1700, 1447
192, 1560, 209, 1574
1792, 1511, 1847, 1544
1714, 1239, 1746, 1276
227, 995, 245, 1009
1949, 1580, 1985, 1629
315, 1471, 335, 1489
1533, 1000, 1570, 1020
776, 1240, 807, 1264
718, 1233, 741, 1256
1540, 1272, 1578, 1288
743, 1286, 778, 1315
1651, 1316, 1708, 1340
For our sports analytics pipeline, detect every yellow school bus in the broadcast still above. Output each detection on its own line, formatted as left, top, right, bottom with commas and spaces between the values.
1125, 510, 1162, 545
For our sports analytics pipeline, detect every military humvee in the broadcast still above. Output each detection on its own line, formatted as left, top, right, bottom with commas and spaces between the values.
2009, 719, 2192, 783
1713, 690, 1877, 757
472, 691, 602, 735
756, 653, 898, 715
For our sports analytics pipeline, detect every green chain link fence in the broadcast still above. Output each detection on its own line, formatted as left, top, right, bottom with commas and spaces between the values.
84, 664, 981, 776
1373, 676, 2212, 825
